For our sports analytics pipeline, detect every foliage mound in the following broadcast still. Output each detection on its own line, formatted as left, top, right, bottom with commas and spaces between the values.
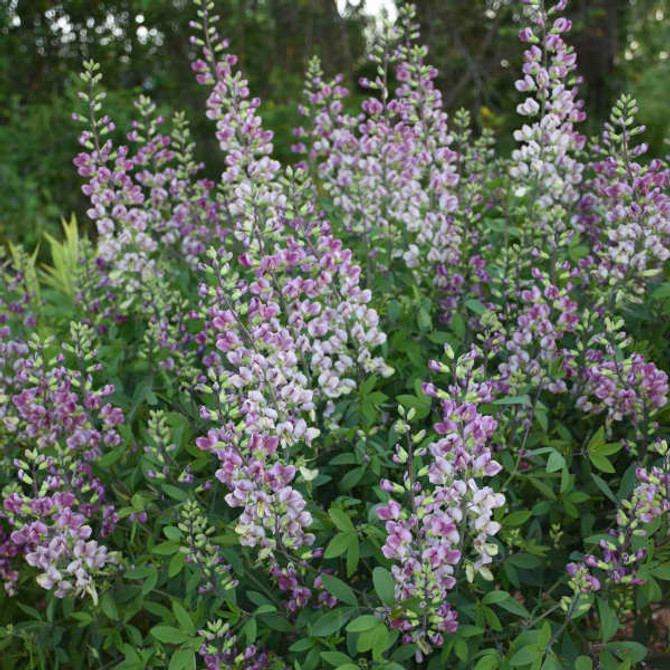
1, 1, 670, 668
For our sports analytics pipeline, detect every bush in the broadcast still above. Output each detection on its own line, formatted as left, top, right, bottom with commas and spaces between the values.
1, 0, 669, 668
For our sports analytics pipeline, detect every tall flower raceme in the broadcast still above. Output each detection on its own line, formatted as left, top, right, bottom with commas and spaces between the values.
295, 8, 464, 313
191, 3, 391, 387
577, 95, 670, 305
197, 619, 281, 670
478, 264, 668, 446
72, 63, 220, 309
569, 315, 668, 444
510, 0, 586, 249
376, 347, 505, 661
0, 251, 40, 594
567, 439, 670, 599
480, 11, 668, 444
0, 247, 40, 331
0, 322, 121, 598
189, 0, 392, 609
480, 267, 580, 399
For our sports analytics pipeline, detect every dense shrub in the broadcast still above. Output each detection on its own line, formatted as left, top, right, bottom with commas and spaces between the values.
1, 0, 670, 668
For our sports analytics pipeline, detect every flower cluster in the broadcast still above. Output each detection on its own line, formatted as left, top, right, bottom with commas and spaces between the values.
579, 94, 670, 304
377, 348, 504, 660
186, 1, 392, 598
178, 500, 236, 595
3, 491, 117, 599
296, 7, 463, 312
0, 322, 122, 597
197, 619, 277, 670
73, 65, 219, 309
511, 0, 586, 245
571, 316, 668, 437
479, 266, 667, 444
482, 268, 579, 399
196, 426, 314, 556
569, 439, 670, 591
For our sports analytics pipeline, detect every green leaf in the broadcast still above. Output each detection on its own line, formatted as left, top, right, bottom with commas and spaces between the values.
172, 600, 195, 636
492, 395, 531, 407
312, 611, 344, 637
474, 654, 500, 670
483, 606, 502, 632
247, 591, 274, 607
427, 331, 452, 344
151, 626, 189, 645
604, 641, 647, 663
575, 656, 593, 670
528, 476, 557, 500
591, 442, 623, 457
163, 526, 183, 541
346, 615, 380, 633
329, 508, 355, 533
168, 649, 196, 670
652, 282, 670, 300
508, 553, 543, 570
418, 307, 432, 331
454, 637, 469, 662
451, 312, 466, 340
482, 590, 510, 605
504, 511, 532, 527
152, 541, 180, 556
339, 465, 366, 491
598, 598, 619, 642
371, 624, 391, 659
260, 614, 293, 632
546, 450, 565, 473
71, 612, 94, 626
591, 474, 618, 504
598, 649, 618, 670
465, 299, 488, 315
126, 566, 157, 580
169, 551, 186, 578
16, 602, 42, 621
396, 394, 431, 419
320, 651, 353, 666
241, 617, 257, 644
496, 597, 531, 618
324, 532, 351, 559
652, 563, 670, 580
541, 656, 561, 670
321, 575, 358, 607
587, 427, 605, 451
587, 432, 621, 472
330, 454, 358, 466
459, 625, 486, 638
538, 622, 552, 647
482, 590, 531, 618
97, 447, 124, 468
356, 624, 387, 655
162, 484, 188, 501
509, 645, 540, 666
101, 592, 119, 620
372, 567, 395, 606
589, 453, 615, 473
289, 638, 314, 652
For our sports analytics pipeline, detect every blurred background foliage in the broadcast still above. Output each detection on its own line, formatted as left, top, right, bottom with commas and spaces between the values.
1, 0, 668, 246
